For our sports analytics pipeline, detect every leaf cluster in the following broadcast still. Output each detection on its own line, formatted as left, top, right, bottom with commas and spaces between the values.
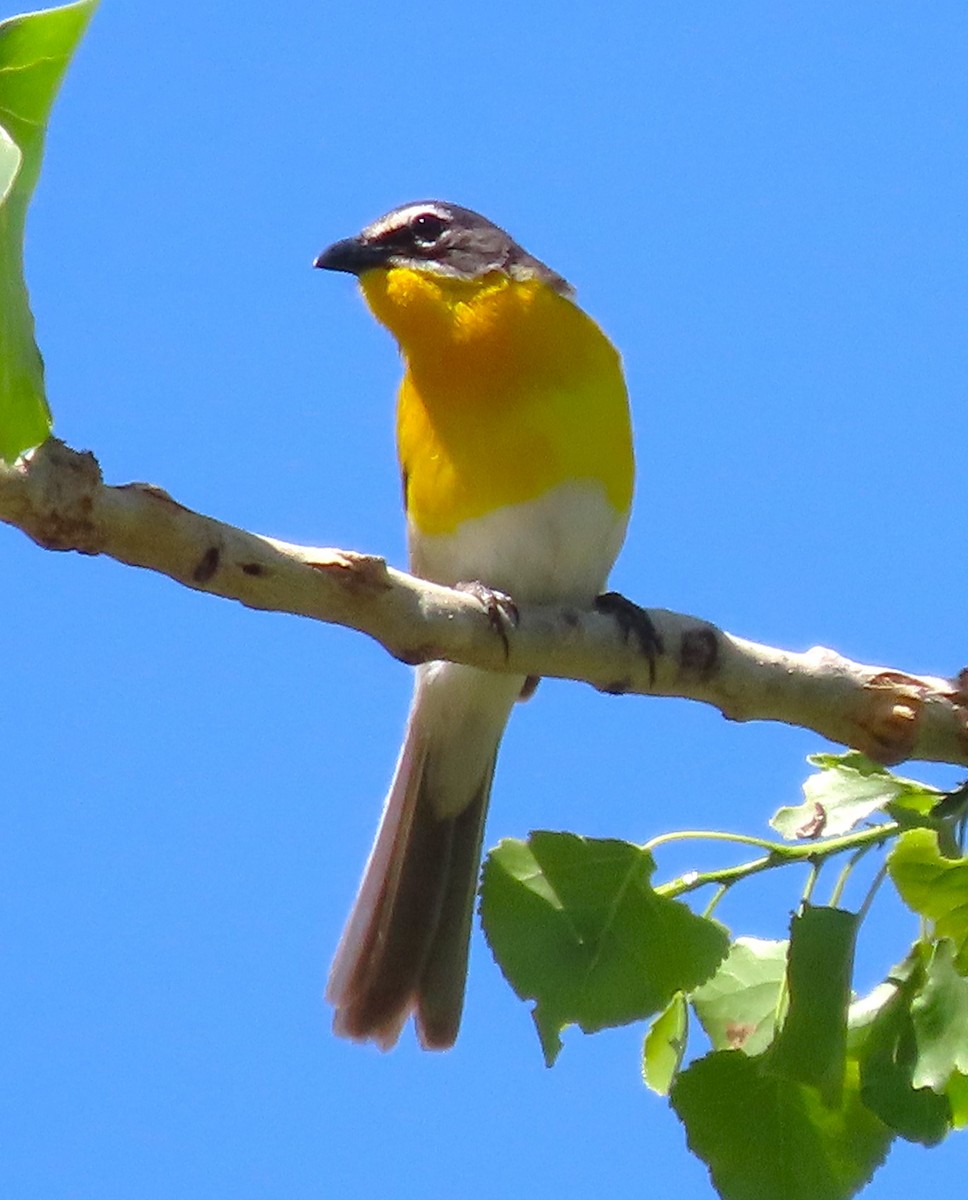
480, 753, 968, 1199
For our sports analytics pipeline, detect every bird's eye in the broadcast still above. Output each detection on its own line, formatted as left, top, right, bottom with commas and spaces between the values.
410, 212, 447, 245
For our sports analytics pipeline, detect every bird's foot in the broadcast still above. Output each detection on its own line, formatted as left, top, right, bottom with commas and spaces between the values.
594, 592, 663, 686
455, 581, 519, 660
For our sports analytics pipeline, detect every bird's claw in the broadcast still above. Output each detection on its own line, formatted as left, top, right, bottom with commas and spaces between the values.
456, 581, 519, 660
595, 592, 663, 686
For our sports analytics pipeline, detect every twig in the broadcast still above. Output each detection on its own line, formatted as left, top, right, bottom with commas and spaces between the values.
3, 437, 968, 766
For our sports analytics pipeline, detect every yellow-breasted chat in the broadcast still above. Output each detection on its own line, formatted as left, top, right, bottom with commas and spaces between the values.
315, 201, 635, 1049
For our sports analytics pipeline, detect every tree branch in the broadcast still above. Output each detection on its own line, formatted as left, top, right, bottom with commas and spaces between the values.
3, 438, 967, 767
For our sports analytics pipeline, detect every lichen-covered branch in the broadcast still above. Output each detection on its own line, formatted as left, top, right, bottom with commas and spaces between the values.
3, 438, 967, 766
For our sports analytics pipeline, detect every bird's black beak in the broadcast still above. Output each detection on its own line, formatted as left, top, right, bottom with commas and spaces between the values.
313, 236, 385, 276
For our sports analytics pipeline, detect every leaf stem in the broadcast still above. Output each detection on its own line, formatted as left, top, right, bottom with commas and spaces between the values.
827, 843, 875, 908
801, 860, 822, 904
701, 884, 730, 918
655, 821, 900, 900
856, 862, 889, 924
644, 829, 784, 854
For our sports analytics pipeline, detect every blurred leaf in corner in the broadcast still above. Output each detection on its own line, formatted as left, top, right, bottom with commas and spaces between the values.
0, 1, 97, 463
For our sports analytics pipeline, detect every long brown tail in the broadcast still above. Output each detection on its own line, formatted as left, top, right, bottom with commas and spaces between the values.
327, 664, 520, 1049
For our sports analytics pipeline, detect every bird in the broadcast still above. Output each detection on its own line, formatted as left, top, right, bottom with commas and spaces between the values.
314, 200, 636, 1050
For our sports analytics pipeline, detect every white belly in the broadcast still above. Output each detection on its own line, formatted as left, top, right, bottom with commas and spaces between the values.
408, 479, 628, 606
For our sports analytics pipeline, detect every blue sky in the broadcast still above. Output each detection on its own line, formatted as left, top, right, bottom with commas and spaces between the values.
3, 2, 968, 1196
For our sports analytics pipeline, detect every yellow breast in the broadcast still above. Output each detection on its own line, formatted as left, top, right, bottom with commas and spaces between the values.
359, 267, 634, 536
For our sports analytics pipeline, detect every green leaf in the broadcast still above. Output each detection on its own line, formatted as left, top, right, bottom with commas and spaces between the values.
771, 752, 938, 841
671, 1051, 892, 1200
0, 0, 97, 463
888, 829, 968, 969
642, 990, 687, 1095
805, 752, 936, 799
910, 938, 968, 1089
692, 937, 787, 1056
854, 948, 951, 1146
0, 123, 21, 205
930, 779, 968, 823
948, 1071, 968, 1128
765, 905, 858, 1106
847, 949, 920, 1054
480, 832, 729, 1065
